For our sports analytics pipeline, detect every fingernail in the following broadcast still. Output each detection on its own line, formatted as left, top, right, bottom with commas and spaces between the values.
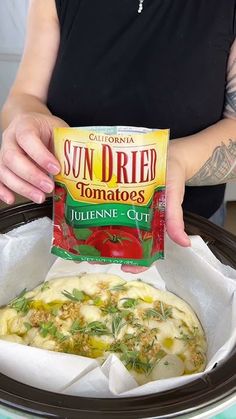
40, 181, 54, 193
31, 193, 44, 204
48, 163, 60, 175
5, 197, 13, 205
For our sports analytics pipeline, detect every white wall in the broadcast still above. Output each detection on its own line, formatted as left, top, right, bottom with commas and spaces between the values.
0, 1, 28, 55
225, 183, 236, 201
0, 55, 21, 110
0, 1, 28, 111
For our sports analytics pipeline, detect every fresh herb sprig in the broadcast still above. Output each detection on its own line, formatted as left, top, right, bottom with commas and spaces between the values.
119, 344, 153, 374
110, 284, 127, 292
40, 282, 50, 292
176, 327, 199, 343
111, 314, 126, 339
39, 321, 57, 338
9, 289, 32, 314
39, 321, 67, 342
121, 298, 139, 309
87, 321, 110, 336
110, 337, 167, 375
101, 304, 120, 314
70, 320, 110, 336
62, 288, 85, 302
144, 302, 172, 321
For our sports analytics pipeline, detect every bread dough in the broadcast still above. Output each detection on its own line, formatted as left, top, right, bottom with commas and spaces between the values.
0, 273, 207, 385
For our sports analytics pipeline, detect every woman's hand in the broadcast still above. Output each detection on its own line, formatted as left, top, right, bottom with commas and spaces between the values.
0, 112, 68, 205
122, 139, 190, 273
165, 139, 191, 247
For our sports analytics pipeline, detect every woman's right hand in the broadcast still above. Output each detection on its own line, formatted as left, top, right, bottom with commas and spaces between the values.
0, 112, 68, 205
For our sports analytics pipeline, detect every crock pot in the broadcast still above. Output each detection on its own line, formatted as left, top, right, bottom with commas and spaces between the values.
0, 198, 235, 419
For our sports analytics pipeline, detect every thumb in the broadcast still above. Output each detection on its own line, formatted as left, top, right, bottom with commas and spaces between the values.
49, 115, 69, 129
166, 159, 191, 247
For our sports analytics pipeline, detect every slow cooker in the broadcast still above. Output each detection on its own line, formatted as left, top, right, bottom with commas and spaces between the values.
0, 199, 235, 419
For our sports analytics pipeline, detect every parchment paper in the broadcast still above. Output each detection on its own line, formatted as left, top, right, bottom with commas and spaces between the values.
0, 217, 235, 397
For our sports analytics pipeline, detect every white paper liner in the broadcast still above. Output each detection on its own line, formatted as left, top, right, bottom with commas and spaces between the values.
0, 217, 235, 398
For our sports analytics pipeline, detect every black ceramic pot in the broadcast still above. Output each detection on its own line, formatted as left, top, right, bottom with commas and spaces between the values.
0, 199, 235, 419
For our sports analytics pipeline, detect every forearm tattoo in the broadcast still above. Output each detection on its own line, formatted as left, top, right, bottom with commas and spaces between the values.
224, 63, 236, 119
224, 39, 236, 119
186, 140, 236, 186
187, 39, 236, 187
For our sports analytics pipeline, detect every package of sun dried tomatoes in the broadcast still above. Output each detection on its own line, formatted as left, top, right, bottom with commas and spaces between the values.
52, 126, 169, 266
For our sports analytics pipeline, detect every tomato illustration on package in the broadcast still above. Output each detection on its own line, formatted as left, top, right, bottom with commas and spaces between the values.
52, 126, 169, 266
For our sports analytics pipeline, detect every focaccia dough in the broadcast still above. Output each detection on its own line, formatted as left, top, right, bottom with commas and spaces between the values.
0, 273, 207, 385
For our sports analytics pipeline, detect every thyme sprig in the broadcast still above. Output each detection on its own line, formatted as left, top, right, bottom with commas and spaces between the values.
110, 335, 167, 375
39, 321, 57, 338
55, 331, 68, 343
40, 281, 50, 292
111, 314, 126, 339
119, 344, 153, 374
144, 302, 172, 321
121, 298, 139, 309
62, 288, 85, 302
87, 321, 110, 336
70, 320, 110, 336
101, 304, 120, 314
110, 284, 127, 292
39, 321, 68, 342
176, 327, 199, 343
9, 289, 32, 314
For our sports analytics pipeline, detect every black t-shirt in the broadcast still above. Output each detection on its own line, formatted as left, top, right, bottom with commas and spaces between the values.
48, 0, 236, 218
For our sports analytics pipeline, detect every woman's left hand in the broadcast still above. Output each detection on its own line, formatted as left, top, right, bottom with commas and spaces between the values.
122, 140, 190, 273
165, 139, 191, 247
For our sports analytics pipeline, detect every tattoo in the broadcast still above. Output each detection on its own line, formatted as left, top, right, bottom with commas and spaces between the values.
186, 140, 236, 186
224, 73, 236, 118
189, 41, 236, 187
224, 39, 236, 119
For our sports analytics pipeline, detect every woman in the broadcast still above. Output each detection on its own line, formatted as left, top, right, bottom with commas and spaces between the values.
0, 0, 236, 247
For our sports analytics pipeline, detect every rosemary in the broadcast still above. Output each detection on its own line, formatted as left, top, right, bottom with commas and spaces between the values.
101, 304, 120, 314
62, 288, 85, 302
121, 298, 139, 309
144, 302, 172, 321
39, 321, 67, 342
55, 331, 68, 343
110, 335, 166, 375
87, 321, 111, 336
111, 314, 126, 339
70, 320, 110, 336
39, 321, 57, 338
176, 328, 198, 343
119, 346, 153, 374
40, 281, 50, 292
110, 283, 127, 292
9, 289, 32, 314
70, 320, 83, 335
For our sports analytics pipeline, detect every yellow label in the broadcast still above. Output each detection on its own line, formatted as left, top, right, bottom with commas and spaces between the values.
54, 127, 169, 206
